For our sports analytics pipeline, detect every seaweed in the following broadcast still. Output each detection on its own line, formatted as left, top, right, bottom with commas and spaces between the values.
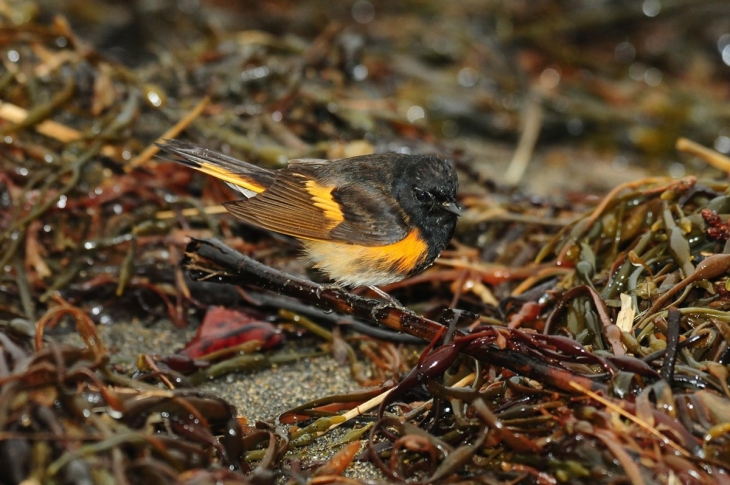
3, 2, 730, 483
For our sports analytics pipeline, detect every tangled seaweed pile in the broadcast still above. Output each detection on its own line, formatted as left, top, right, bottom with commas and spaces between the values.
2, 2, 730, 484
184, 176, 730, 483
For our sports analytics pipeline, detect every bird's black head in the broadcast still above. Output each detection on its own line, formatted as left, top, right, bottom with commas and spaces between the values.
393, 154, 460, 271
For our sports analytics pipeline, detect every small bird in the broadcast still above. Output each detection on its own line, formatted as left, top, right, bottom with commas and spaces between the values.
157, 140, 460, 293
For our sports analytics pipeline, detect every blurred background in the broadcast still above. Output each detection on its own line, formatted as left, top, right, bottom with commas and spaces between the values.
8, 0, 730, 194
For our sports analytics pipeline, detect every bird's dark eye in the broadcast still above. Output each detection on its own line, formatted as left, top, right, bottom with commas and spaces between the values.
413, 186, 432, 203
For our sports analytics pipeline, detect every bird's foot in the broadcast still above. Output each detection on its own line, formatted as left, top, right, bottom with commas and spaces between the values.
367, 285, 411, 318
314, 282, 344, 299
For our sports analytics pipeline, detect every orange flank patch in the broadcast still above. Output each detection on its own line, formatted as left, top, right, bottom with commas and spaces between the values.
194, 162, 266, 194
304, 180, 345, 227
365, 229, 428, 273
303, 229, 429, 286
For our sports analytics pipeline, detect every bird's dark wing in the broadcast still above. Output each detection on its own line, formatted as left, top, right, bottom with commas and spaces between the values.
156, 140, 275, 196
223, 164, 409, 245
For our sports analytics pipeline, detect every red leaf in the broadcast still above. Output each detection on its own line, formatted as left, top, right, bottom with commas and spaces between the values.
180, 306, 283, 359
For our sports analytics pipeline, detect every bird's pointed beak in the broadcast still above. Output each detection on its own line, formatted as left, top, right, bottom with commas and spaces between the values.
442, 201, 463, 216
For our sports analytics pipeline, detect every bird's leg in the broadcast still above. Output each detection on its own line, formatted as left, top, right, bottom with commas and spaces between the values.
367, 285, 411, 315
367, 285, 397, 302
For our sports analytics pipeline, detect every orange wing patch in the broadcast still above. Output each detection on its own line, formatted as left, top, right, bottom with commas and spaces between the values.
195, 162, 267, 194
303, 179, 344, 228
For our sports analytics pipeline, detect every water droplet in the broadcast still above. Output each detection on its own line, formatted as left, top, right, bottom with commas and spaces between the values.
539, 67, 560, 89
566, 118, 583, 136
441, 120, 458, 138
628, 62, 646, 81
457, 67, 479, 88
177, 0, 200, 14
406, 105, 425, 123
642, 0, 661, 17
352, 0, 375, 24
352, 64, 368, 81
644, 67, 662, 86
614, 42, 636, 63
147, 91, 162, 107
612, 156, 629, 172
714, 135, 730, 154
668, 162, 685, 178
722, 45, 730, 67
